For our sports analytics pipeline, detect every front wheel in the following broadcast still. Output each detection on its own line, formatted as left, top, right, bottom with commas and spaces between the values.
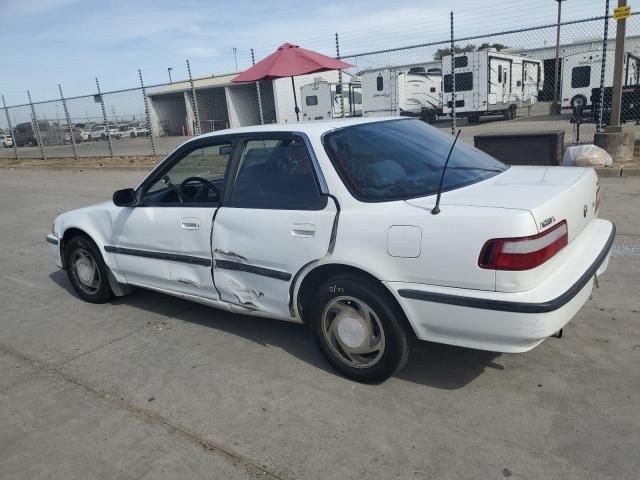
65, 236, 113, 303
310, 276, 412, 383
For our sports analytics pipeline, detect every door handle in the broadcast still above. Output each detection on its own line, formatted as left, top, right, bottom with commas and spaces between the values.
181, 217, 200, 230
291, 223, 316, 238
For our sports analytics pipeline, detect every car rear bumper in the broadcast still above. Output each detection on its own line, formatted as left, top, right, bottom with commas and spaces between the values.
385, 219, 615, 353
46, 234, 63, 269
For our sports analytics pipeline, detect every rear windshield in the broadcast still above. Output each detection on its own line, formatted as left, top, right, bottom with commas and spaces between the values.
323, 119, 508, 202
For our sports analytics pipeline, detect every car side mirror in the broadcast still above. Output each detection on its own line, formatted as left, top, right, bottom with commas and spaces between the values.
113, 188, 137, 207
218, 145, 232, 155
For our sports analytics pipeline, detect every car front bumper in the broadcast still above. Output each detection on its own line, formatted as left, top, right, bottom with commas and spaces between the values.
385, 219, 615, 353
46, 234, 63, 269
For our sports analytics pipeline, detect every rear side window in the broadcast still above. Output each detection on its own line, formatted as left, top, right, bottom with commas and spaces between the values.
323, 119, 507, 202
443, 72, 473, 92
230, 138, 324, 210
571, 66, 591, 88
454, 56, 468, 68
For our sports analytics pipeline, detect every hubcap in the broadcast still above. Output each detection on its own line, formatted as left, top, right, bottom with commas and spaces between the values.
321, 296, 385, 369
71, 248, 100, 294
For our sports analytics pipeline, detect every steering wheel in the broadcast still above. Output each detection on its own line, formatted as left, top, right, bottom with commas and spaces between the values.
180, 176, 221, 202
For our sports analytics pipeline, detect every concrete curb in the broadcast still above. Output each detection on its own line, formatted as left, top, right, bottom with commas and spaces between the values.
596, 164, 640, 177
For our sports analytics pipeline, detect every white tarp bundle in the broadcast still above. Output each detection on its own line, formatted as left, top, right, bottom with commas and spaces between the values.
563, 145, 613, 167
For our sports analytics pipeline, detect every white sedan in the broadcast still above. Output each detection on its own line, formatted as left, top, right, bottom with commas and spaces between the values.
46, 118, 615, 382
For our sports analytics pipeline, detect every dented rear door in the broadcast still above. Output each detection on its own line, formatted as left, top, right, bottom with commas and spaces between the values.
212, 135, 336, 320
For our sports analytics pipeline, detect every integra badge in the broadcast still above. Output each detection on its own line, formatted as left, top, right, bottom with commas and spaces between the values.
540, 216, 556, 229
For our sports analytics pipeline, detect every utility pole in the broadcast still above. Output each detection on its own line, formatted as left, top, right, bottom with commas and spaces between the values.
168, 67, 173, 84
607, 0, 628, 132
595, 0, 634, 163
232, 47, 238, 71
550, 0, 565, 115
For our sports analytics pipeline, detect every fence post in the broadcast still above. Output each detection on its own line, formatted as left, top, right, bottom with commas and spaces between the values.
336, 32, 345, 118
27, 90, 46, 160
58, 84, 78, 160
95, 78, 114, 158
138, 69, 157, 155
2, 94, 20, 160
607, 0, 627, 132
450, 11, 456, 136
251, 49, 265, 125
186, 60, 201, 135
598, 0, 610, 132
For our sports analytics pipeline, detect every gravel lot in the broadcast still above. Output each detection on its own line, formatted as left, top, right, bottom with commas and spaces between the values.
0, 168, 639, 480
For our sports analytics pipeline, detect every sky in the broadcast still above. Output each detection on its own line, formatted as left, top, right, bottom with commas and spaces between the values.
0, 0, 623, 110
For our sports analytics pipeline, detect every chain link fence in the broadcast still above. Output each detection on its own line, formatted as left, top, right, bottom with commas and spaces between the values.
2, 8, 639, 161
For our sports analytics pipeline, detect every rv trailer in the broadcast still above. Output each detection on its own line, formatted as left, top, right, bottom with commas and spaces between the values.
360, 67, 442, 122
442, 50, 543, 123
300, 80, 362, 121
560, 50, 640, 111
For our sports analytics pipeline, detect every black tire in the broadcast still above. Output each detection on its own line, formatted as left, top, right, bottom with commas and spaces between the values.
571, 95, 587, 114
64, 235, 113, 303
508, 105, 517, 120
101, 133, 106, 140
130, 132, 136, 138
29, 138, 38, 147
309, 275, 412, 383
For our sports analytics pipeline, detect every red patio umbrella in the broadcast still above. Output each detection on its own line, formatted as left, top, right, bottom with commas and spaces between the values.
232, 43, 353, 121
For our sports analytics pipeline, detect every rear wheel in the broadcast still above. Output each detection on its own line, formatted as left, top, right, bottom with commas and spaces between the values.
309, 275, 412, 383
571, 94, 587, 113
65, 236, 113, 303
130, 132, 136, 138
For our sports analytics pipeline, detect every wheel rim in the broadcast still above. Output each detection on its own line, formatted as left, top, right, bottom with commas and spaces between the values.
321, 296, 385, 369
70, 247, 101, 295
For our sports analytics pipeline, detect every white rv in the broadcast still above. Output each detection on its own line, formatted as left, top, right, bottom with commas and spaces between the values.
361, 67, 442, 122
300, 80, 362, 122
560, 50, 640, 111
442, 50, 543, 123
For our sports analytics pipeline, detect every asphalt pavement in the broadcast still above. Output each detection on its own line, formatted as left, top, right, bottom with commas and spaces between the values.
0, 168, 638, 479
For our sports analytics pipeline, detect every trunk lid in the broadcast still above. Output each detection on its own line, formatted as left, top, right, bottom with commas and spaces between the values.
407, 166, 599, 241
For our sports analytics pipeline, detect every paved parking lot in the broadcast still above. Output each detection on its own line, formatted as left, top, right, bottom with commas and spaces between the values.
1, 168, 639, 479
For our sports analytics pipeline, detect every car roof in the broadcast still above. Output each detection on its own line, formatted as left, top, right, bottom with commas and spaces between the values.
197, 116, 406, 139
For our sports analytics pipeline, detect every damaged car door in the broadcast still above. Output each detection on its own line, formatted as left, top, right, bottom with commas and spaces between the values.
212, 135, 336, 319
112, 140, 233, 298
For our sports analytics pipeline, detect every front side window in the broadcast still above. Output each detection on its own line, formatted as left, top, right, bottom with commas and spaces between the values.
230, 138, 323, 210
142, 143, 232, 205
443, 72, 473, 92
323, 119, 507, 202
571, 66, 591, 88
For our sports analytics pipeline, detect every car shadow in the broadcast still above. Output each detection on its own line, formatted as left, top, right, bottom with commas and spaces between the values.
49, 270, 502, 389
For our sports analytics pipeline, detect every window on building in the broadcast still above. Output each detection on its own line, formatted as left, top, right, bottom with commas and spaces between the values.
376, 75, 384, 91
305, 95, 318, 106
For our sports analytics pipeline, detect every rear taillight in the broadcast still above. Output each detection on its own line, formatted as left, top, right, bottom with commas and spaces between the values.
478, 221, 568, 271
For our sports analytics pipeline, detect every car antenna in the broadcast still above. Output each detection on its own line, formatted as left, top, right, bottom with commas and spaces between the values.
431, 129, 462, 215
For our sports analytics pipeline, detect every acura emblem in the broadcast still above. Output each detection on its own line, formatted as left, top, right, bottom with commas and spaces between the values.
583, 205, 588, 217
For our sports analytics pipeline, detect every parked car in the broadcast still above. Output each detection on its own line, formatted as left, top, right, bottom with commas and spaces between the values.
75, 128, 90, 142
46, 118, 615, 383
0, 134, 13, 148
118, 124, 149, 138
13, 121, 53, 147
63, 129, 84, 144
90, 124, 120, 141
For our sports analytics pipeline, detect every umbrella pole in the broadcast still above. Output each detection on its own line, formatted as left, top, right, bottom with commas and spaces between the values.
291, 76, 300, 121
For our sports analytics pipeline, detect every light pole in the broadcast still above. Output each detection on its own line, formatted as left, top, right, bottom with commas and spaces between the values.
232, 47, 238, 71
167, 67, 173, 84
550, 0, 565, 115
